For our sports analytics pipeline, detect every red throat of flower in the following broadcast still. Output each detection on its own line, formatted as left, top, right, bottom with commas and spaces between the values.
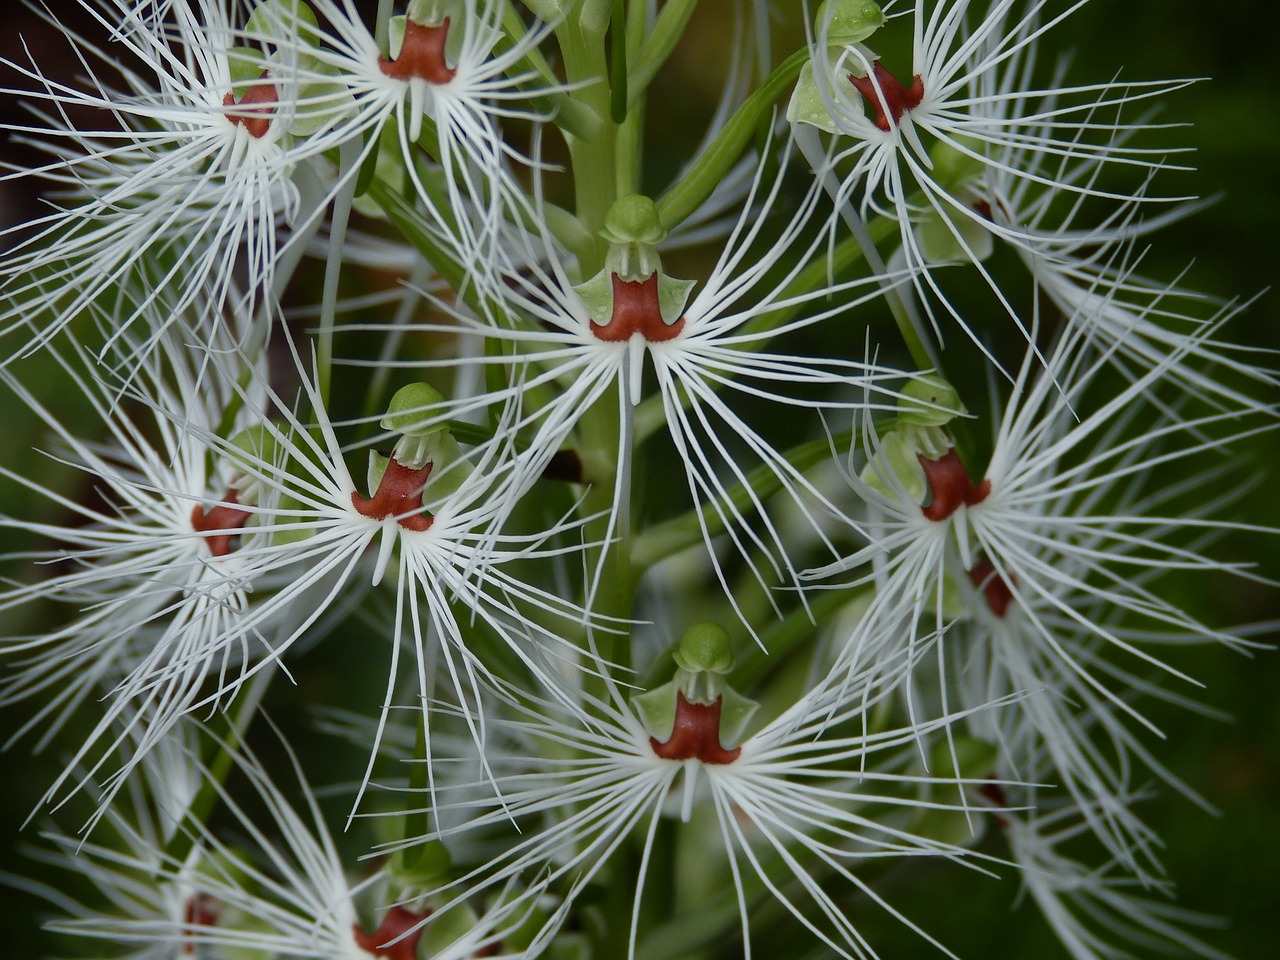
191, 489, 252, 558
182, 895, 218, 955
917, 449, 990, 521
590, 273, 686, 343
379, 17, 458, 84
650, 692, 741, 765
966, 558, 1016, 618
223, 71, 277, 139
848, 62, 924, 131
354, 905, 430, 960
351, 457, 435, 532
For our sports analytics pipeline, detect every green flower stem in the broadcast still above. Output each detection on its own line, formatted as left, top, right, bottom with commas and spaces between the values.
609, 0, 628, 124
615, 99, 644, 196
557, 14, 617, 273
734, 585, 870, 690
316, 138, 363, 406
625, 0, 700, 108
366, 178, 485, 318
578, 386, 633, 684
739, 216, 898, 339
161, 670, 272, 867
794, 125, 938, 374
632, 430, 853, 571
359, 258, 438, 428
654, 47, 808, 230
555, 8, 631, 688
494, 0, 603, 142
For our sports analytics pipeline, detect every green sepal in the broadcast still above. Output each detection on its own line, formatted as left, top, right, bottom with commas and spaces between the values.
388, 14, 408, 59
226, 423, 282, 476
246, 0, 323, 73
208, 906, 277, 960
518, 0, 562, 20
291, 66, 356, 137
419, 900, 479, 956
571, 269, 614, 327
929, 736, 999, 781
917, 201, 995, 264
716, 686, 760, 748
408, 0, 465, 24
787, 62, 840, 134
367, 449, 392, 498
246, 0, 320, 39
193, 846, 259, 895
860, 429, 927, 501
226, 46, 267, 86
572, 263, 695, 328
632, 680, 679, 741
929, 135, 987, 193
389, 839, 452, 887
548, 935, 592, 960
909, 736, 1001, 847
815, 0, 887, 45
631, 680, 759, 749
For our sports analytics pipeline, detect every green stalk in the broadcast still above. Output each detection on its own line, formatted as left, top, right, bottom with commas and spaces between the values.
161, 670, 272, 867
625, 0, 700, 107
556, 15, 617, 272
633, 431, 855, 571
734, 585, 870, 690
316, 138, 363, 406
654, 48, 808, 230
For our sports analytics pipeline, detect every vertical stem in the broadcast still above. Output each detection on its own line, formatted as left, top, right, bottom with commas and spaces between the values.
316, 138, 363, 407
793, 124, 939, 373
556, 16, 617, 273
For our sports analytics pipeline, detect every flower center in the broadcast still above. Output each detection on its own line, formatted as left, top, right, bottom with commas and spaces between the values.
848, 62, 924, 131
589, 274, 686, 343
917, 449, 989, 521
650, 692, 741, 764
351, 456, 435, 532
190, 489, 252, 557
966, 558, 1015, 618
354, 905, 429, 960
379, 18, 458, 85
222, 71, 277, 139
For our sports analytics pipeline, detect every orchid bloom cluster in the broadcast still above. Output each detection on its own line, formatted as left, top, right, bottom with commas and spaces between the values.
0, 1, 1273, 959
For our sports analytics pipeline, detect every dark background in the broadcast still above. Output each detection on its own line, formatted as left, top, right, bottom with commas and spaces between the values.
0, 2, 1276, 957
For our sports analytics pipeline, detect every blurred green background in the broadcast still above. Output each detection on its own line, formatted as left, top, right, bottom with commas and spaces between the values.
0, 1, 1275, 957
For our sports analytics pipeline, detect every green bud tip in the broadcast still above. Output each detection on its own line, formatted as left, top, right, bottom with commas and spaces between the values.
601, 194, 667, 247
382, 382, 447, 437
673, 621, 735, 674
815, 0, 886, 45
897, 374, 966, 427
